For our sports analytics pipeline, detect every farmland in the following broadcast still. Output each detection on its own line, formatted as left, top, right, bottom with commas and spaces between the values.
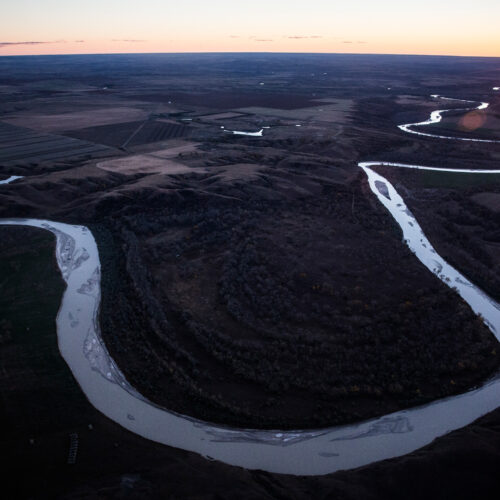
0, 122, 113, 165
66, 119, 191, 148
1, 52, 500, 497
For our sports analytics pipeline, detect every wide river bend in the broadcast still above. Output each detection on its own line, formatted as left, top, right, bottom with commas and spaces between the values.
0, 91, 499, 475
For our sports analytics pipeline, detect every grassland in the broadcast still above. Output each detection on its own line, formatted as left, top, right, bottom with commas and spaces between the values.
1, 53, 500, 497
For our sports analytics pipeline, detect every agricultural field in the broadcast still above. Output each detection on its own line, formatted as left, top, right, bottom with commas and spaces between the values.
65, 119, 191, 148
125, 91, 319, 110
0, 122, 113, 165
1, 52, 500, 498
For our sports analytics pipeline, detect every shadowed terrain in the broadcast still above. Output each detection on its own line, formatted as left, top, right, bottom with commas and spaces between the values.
1, 53, 500, 497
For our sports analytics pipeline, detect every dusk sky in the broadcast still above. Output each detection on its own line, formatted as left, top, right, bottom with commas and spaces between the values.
1, 0, 499, 57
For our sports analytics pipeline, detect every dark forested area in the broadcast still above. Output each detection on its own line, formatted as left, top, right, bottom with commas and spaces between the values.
95, 170, 499, 429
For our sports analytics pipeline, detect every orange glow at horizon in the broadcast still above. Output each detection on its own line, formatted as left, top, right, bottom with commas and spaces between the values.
1, 1, 499, 58
3, 38, 500, 58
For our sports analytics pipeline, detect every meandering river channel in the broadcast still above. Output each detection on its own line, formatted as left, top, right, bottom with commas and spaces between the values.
399, 94, 500, 143
1, 91, 499, 475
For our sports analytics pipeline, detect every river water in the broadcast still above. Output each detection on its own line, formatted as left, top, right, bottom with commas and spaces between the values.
0, 90, 499, 475
224, 128, 264, 136
0, 175, 24, 185
398, 95, 499, 143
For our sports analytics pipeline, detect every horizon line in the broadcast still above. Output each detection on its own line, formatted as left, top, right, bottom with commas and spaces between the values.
1, 50, 500, 59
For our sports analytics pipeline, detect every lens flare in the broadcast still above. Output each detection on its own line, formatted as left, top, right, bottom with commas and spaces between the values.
459, 111, 487, 132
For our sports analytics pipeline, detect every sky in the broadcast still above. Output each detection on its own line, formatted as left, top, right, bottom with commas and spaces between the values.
1, 0, 499, 57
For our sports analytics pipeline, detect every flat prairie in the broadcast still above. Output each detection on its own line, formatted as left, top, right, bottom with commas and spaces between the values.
1, 53, 500, 498
236, 99, 353, 122
3, 106, 151, 132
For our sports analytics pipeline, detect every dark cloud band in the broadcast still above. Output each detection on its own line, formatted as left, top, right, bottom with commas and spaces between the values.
0, 41, 51, 48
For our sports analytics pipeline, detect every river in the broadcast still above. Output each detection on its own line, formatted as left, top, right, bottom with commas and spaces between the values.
0, 90, 499, 475
0, 175, 24, 185
398, 95, 499, 143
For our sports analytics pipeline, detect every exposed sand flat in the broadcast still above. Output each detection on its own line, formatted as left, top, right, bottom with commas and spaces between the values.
3, 107, 151, 132
97, 142, 201, 175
